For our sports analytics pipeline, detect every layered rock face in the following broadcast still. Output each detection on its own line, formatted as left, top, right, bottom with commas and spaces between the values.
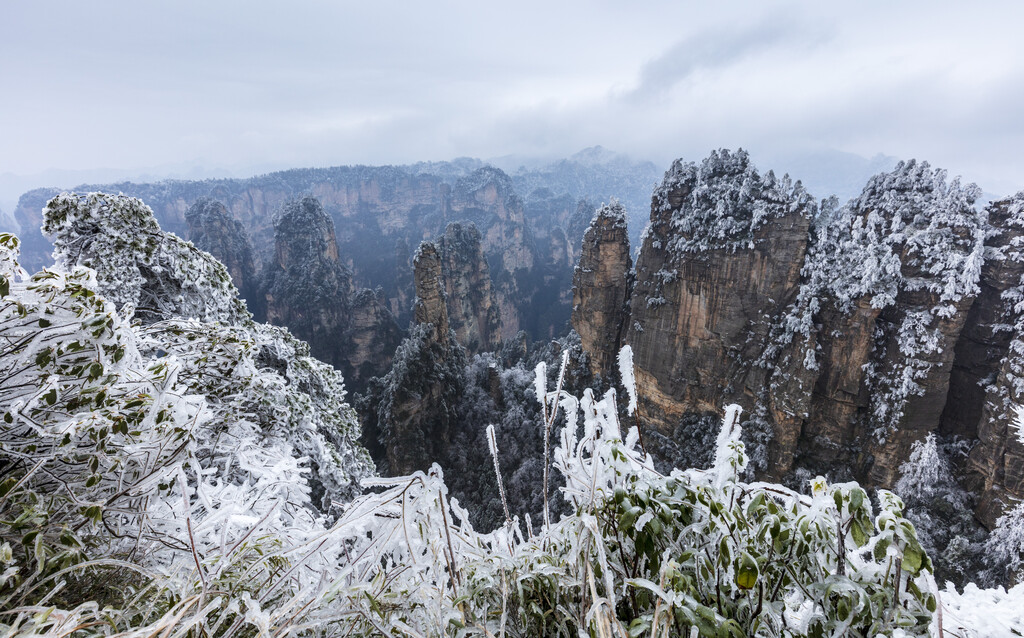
571, 200, 632, 377
957, 193, 1024, 526
261, 196, 400, 390
185, 197, 258, 308
437, 223, 500, 354
412, 242, 450, 344
754, 162, 987, 485
11, 161, 584, 342
625, 150, 813, 442
833, 163, 985, 486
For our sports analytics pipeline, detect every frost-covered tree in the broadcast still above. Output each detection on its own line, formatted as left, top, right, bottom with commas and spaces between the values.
895, 434, 983, 585
986, 502, 1024, 586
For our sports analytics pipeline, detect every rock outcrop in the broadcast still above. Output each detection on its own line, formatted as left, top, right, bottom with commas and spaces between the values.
412, 242, 450, 345
571, 200, 632, 377
360, 241, 466, 475
957, 193, 1024, 527
261, 196, 400, 390
624, 150, 814, 459
437, 223, 501, 354
600, 152, 994, 492
185, 197, 259, 309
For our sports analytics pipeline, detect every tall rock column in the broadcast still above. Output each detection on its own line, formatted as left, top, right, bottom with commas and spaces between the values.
185, 197, 259, 312
413, 242, 450, 344
571, 200, 632, 377
263, 196, 354, 362
437, 222, 501, 354
624, 149, 813, 452
362, 241, 466, 475
261, 196, 400, 390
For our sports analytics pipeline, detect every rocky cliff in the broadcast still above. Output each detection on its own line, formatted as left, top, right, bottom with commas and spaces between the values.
570, 151, 1019, 532
12, 161, 584, 342
359, 241, 467, 475
261, 196, 400, 390
185, 197, 259, 308
571, 200, 632, 377
624, 150, 814, 465
438, 223, 501, 354
957, 193, 1024, 527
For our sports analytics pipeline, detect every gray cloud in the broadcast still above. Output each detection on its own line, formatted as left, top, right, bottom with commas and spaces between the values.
1, 1, 1022, 204
624, 15, 823, 102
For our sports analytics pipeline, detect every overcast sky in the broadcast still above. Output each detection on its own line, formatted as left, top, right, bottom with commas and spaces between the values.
2, 1, 1022, 197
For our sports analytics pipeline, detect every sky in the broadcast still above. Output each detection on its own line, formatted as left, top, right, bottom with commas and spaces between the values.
2, 1, 1023, 209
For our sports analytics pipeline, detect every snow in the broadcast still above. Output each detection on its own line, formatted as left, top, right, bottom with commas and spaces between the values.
937, 581, 1024, 637
650, 148, 813, 256
617, 344, 637, 415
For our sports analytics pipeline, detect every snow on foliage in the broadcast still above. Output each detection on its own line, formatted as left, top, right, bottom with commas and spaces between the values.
652, 148, 814, 255
981, 193, 1024, 425
835, 160, 984, 311
43, 192, 249, 325
986, 502, 1024, 586
0, 229, 941, 635
590, 197, 629, 230
0, 230, 361, 634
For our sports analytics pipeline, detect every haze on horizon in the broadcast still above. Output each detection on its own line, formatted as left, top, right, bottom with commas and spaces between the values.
2, 1, 1023, 207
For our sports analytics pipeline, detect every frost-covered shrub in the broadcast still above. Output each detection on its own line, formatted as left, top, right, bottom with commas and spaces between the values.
894, 435, 985, 586
43, 192, 249, 325
1, 211, 374, 635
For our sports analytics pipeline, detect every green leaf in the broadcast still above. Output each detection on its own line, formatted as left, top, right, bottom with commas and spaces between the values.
850, 488, 865, 510
38, 318, 51, 328
0, 275, 9, 298
619, 506, 640, 531
850, 520, 869, 547
903, 545, 924, 575
874, 538, 890, 562
83, 505, 102, 523
735, 552, 758, 589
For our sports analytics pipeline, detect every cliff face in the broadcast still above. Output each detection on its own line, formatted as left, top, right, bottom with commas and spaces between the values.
11, 161, 581, 342
261, 196, 400, 390
958, 193, 1024, 527
594, 153, 997, 496
438, 223, 501, 354
571, 200, 632, 377
762, 161, 985, 484
185, 197, 258, 309
625, 150, 813, 447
